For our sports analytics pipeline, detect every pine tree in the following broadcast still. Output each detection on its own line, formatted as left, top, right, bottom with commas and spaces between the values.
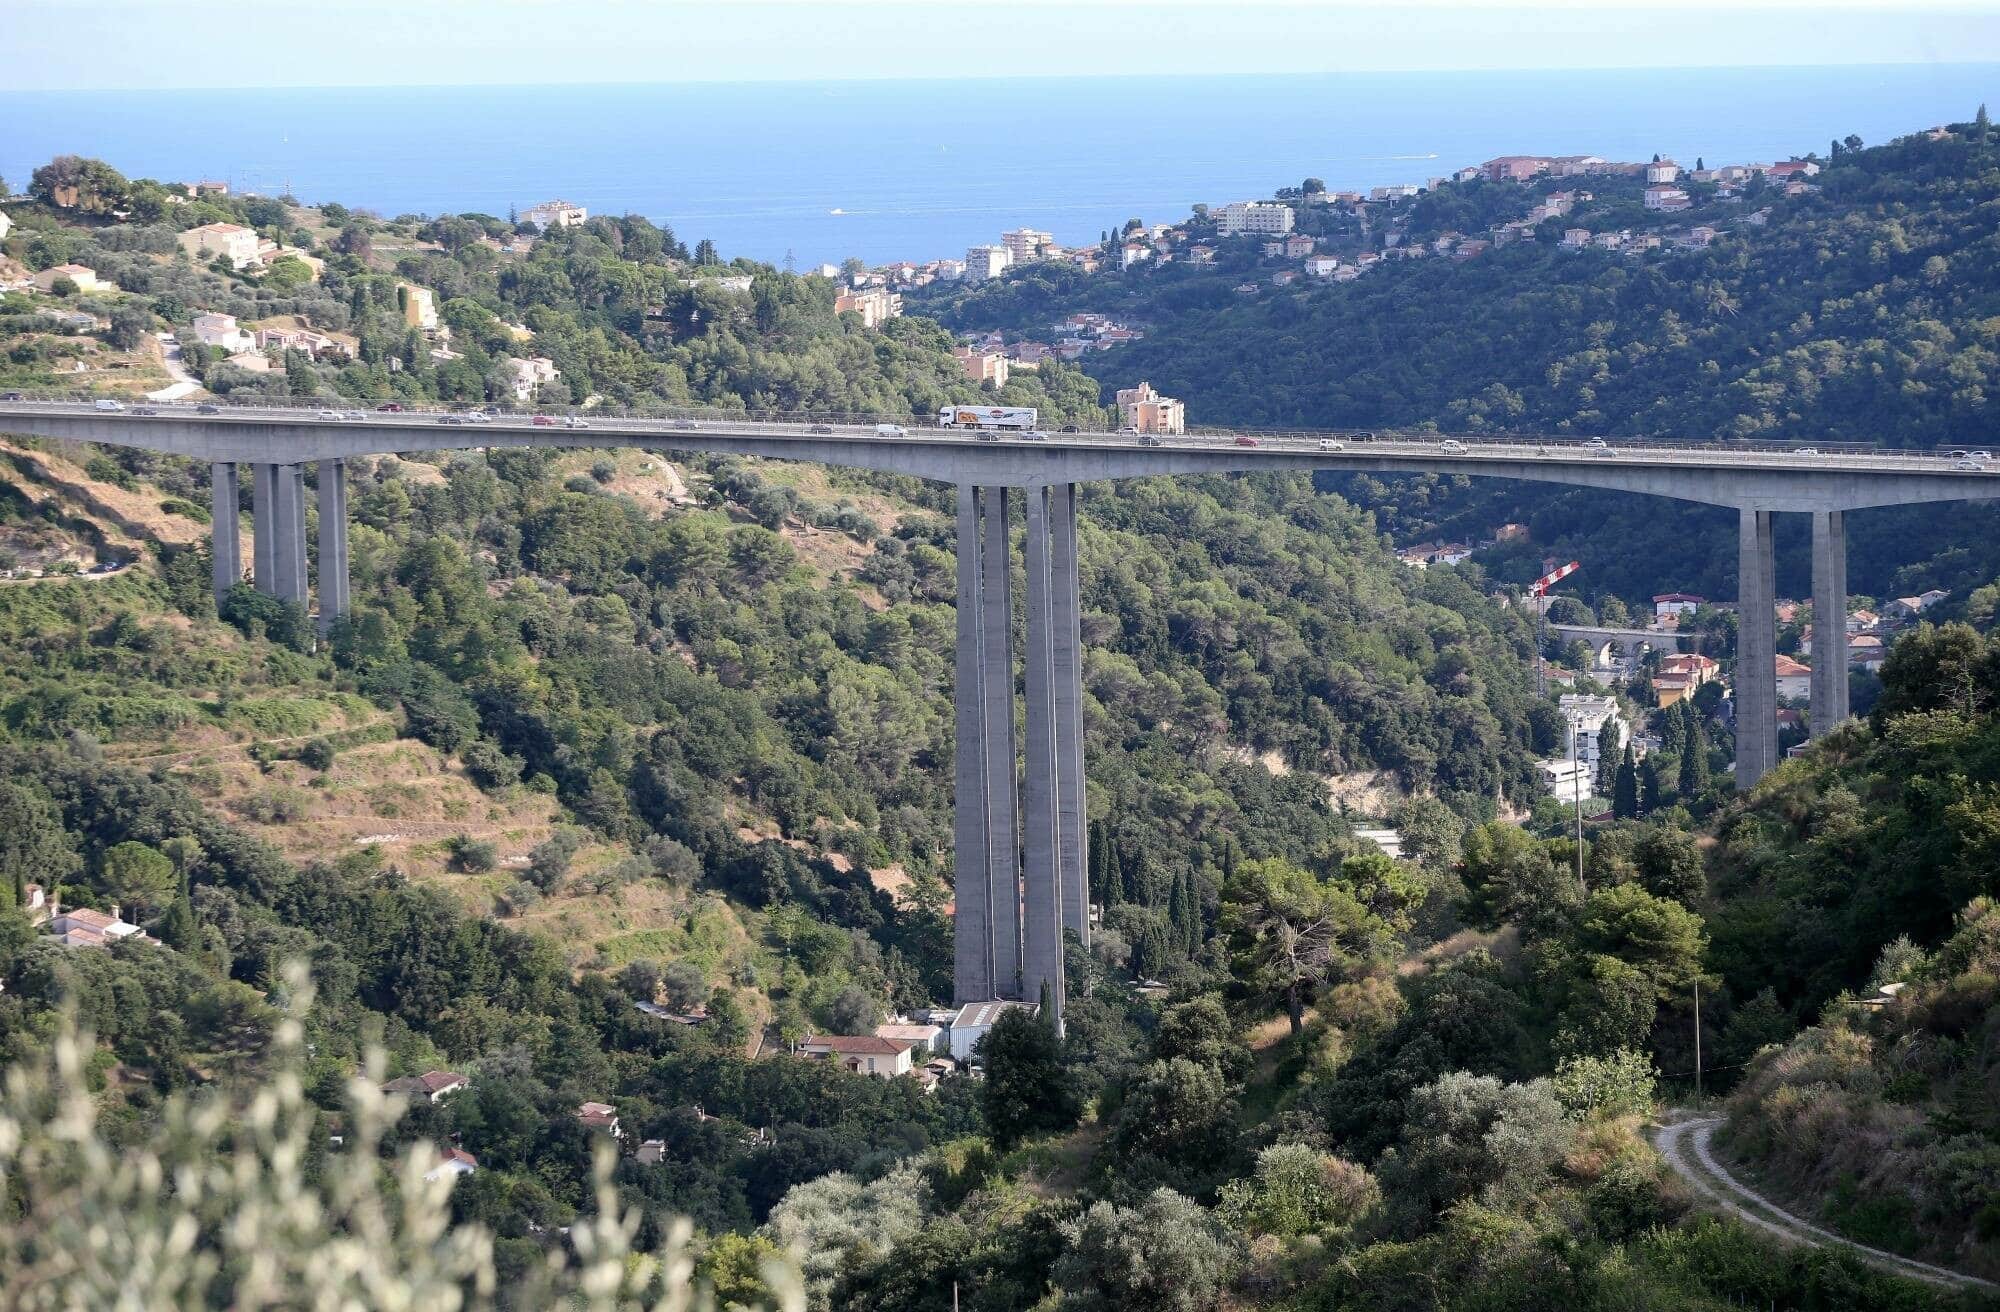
1978, 103, 1992, 142
1640, 755, 1665, 814
1088, 820, 1113, 904
1614, 746, 1640, 819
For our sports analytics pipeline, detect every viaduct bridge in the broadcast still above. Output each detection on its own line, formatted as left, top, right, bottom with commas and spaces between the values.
1547, 623, 1697, 665
5, 398, 1996, 1024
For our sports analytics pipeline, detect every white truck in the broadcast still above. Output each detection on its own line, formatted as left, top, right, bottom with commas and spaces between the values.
938, 405, 1038, 432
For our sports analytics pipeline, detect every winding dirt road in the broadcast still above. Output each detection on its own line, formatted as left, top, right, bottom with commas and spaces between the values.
1652, 1115, 1997, 1293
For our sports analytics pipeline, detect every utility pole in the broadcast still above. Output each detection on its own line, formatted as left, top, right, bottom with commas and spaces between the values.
1568, 712, 1584, 896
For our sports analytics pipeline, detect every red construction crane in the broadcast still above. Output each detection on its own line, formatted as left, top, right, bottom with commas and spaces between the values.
1532, 561, 1582, 693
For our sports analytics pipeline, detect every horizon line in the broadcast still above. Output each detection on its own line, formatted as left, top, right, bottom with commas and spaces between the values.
6, 58, 2000, 95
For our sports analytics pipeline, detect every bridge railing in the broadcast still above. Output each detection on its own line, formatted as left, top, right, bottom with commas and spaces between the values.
1, 389, 1985, 464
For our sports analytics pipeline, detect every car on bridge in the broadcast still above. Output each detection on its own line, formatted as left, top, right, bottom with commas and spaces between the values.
533, 415, 556, 426
377, 402, 404, 412
437, 414, 466, 425
672, 420, 699, 431
197, 404, 221, 414
1955, 459, 1990, 471
1585, 438, 1609, 450
1022, 431, 1049, 441
94, 399, 124, 412
1318, 438, 1344, 451
1438, 439, 1466, 454
874, 424, 906, 438
1233, 435, 1259, 447
565, 416, 590, 429
1795, 447, 1821, 456
811, 424, 835, 434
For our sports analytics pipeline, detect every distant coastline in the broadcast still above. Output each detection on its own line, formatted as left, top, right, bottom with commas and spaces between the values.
5, 65, 1995, 265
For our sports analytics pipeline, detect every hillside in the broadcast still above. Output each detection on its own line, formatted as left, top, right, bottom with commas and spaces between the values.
923, 117, 2000, 619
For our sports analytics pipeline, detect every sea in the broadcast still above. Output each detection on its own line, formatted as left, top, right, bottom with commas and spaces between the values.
3, 65, 1996, 267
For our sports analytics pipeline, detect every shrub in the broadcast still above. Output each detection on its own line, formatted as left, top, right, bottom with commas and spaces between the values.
1053, 1188, 1242, 1312
297, 737, 336, 772
449, 835, 498, 873
1551, 1049, 1657, 1120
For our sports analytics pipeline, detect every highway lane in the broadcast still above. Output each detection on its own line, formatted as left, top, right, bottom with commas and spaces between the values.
2, 397, 1996, 482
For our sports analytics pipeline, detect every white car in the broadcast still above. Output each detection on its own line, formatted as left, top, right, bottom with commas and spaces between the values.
875, 424, 907, 438
466, 411, 492, 424
94, 399, 124, 412
1438, 439, 1467, 454
316, 409, 342, 420
1318, 438, 1345, 451
343, 410, 366, 421
1794, 447, 1820, 456
1585, 438, 1608, 450
1021, 430, 1049, 442
565, 416, 590, 429
1955, 459, 1985, 470
1968, 450, 1993, 462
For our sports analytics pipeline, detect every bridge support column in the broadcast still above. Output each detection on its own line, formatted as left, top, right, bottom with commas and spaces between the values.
317, 459, 349, 636
953, 487, 1023, 1007
251, 462, 278, 595
274, 464, 308, 605
1810, 510, 1848, 737
1050, 483, 1089, 950
209, 462, 240, 605
1021, 486, 1066, 1025
1736, 508, 1777, 789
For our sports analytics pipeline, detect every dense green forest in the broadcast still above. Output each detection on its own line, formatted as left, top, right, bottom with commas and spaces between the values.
927, 118, 2000, 616
4, 129, 2000, 1309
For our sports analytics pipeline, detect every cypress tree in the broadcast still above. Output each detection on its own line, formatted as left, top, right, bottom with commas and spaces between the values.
1595, 719, 1624, 798
1640, 755, 1665, 814
1614, 746, 1640, 819
1679, 718, 1710, 798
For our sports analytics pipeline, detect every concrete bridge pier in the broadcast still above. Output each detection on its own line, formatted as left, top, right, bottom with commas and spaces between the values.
951, 482, 1086, 1029
317, 458, 350, 635
251, 462, 278, 593
276, 464, 309, 605
1810, 510, 1849, 736
209, 462, 240, 604
1736, 508, 1778, 789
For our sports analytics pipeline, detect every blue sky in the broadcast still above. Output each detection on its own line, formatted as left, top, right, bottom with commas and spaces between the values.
5, 1, 2000, 90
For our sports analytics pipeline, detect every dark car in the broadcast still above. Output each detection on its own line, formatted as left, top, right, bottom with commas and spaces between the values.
438, 414, 466, 425
1060, 425, 1080, 433
196, 404, 222, 414
810, 424, 835, 434
1140, 434, 1164, 447
377, 402, 404, 412
133, 406, 159, 416
0, 391, 24, 401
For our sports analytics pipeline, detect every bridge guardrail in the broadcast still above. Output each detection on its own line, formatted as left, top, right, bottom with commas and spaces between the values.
0, 392, 1990, 470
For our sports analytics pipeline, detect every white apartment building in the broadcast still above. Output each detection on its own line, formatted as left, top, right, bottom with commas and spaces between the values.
1001, 228, 1055, 263
521, 200, 587, 231
963, 244, 1013, 282
1646, 161, 1681, 184
1539, 757, 1593, 804
1557, 694, 1628, 767
1216, 201, 1296, 236
834, 286, 901, 328
506, 355, 561, 401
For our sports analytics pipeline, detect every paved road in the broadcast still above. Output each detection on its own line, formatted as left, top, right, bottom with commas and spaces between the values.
144, 334, 202, 403
1652, 1115, 1997, 1292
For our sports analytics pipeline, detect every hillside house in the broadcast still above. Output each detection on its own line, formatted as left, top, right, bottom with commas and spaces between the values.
1774, 654, 1812, 701
424, 1147, 477, 1182
45, 902, 152, 949
799, 1035, 915, 1078
178, 222, 262, 270
384, 1071, 470, 1103
521, 200, 587, 230
576, 1102, 623, 1138
192, 312, 256, 353
33, 263, 106, 292
948, 999, 1033, 1061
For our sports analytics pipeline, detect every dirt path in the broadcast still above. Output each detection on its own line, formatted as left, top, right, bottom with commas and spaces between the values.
146, 332, 203, 402
1652, 1115, 1997, 1293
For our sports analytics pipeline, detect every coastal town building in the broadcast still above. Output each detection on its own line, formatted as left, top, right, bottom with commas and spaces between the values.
192, 312, 256, 353
1653, 592, 1705, 619
178, 222, 262, 270
521, 200, 587, 231
953, 344, 1009, 387
1645, 160, 1682, 184
423, 1147, 478, 1183
1368, 184, 1421, 202
963, 244, 1012, 282
1644, 186, 1692, 211
1557, 694, 1627, 767
1774, 654, 1812, 701
506, 356, 561, 401
1216, 201, 1295, 236
33, 263, 107, 292
948, 999, 1032, 1061
799, 1034, 915, 1078
42, 899, 153, 950
397, 282, 438, 331
1539, 756, 1593, 803
384, 1071, 471, 1102
1116, 380, 1186, 434
834, 286, 901, 328
576, 1102, 623, 1138
1001, 228, 1055, 263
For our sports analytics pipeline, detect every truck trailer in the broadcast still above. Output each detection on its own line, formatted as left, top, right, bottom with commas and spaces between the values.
937, 405, 1039, 431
